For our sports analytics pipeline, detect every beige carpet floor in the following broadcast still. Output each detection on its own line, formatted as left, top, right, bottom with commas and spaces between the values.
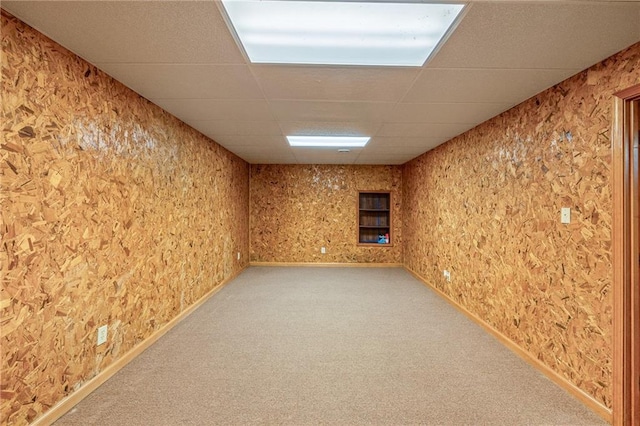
55, 267, 606, 425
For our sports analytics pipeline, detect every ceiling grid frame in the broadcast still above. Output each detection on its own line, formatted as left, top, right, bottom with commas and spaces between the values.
2, 0, 639, 164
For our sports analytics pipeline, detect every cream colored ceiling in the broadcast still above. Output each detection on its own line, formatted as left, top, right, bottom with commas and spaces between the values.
3, 0, 640, 165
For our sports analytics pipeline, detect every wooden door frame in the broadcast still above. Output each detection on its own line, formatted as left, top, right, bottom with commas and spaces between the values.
613, 83, 640, 426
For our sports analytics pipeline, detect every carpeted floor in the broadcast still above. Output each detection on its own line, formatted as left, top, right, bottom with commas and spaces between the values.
55, 267, 606, 425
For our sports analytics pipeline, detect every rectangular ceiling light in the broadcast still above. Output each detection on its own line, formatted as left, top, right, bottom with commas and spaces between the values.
287, 136, 370, 148
221, 0, 465, 66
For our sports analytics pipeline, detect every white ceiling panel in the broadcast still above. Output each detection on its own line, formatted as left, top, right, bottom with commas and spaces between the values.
366, 137, 447, 153
364, 140, 439, 156
366, 137, 450, 150
355, 154, 418, 165
226, 146, 297, 164
403, 68, 580, 104
293, 148, 364, 165
377, 123, 476, 139
95, 64, 263, 100
280, 122, 382, 137
429, 2, 640, 70
212, 136, 288, 148
389, 102, 514, 124
150, 99, 274, 123
253, 66, 420, 102
3, 0, 639, 165
188, 120, 283, 138
270, 101, 394, 123
3, 1, 245, 64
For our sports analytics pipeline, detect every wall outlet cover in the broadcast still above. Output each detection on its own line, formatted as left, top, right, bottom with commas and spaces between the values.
97, 325, 108, 346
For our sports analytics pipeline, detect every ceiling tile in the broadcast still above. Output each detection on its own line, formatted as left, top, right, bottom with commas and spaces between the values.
95, 64, 263, 100
376, 123, 476, 139
366, 137, 446, 153
403, 68, 580, 104
5, 0, 639, 167
188, 121, 283, 138
363, 140, 433, 157
279, 122, 382, 137
225, 146, 297, 164
389, 102, 514, 124
150, 99, 274, 123
213, 136, 288, 148
253, 66, 420, 102
3, 1, 245, 64
367, 136, 449, 149
293, 148, 363, 165
270, 101, 394, 122
354, 154, 415, 165
429, 2, 640, 69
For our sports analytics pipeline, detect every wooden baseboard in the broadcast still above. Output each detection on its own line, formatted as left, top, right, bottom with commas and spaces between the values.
249, 262, 404, 268
31, 266, 247, 426
404, 266, 613, 424
34, 264, 609, 424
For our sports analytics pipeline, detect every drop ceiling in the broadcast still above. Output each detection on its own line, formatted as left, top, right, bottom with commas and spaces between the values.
3, 0, 640, 165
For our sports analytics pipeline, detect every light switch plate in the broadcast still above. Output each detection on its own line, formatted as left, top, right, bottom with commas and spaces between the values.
97, 325, 108, 346
561, 207, 571, 224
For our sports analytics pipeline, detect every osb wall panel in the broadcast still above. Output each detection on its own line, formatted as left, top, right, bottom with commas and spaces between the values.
250, 165, 402, 263
403, 42, 640, 408
0, 12, 249, 425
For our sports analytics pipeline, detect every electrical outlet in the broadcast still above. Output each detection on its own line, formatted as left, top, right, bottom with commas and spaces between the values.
443, 270, 451, 282
321, 247, 326, 254
97, 325, 108, 346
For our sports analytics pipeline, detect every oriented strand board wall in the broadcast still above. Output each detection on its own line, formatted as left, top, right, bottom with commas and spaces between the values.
250, 165, 402, 263
1, 12, 249, 425
403, 42, 640, 408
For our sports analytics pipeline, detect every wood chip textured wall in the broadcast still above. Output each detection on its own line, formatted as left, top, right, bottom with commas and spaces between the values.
1, 12, 249, 425
403, 42, 640, 409
250, 165, 402, 263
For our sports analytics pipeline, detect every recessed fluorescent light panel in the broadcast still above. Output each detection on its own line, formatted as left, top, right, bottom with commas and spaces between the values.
287, 136, 370, 148
221, 0, 465, 66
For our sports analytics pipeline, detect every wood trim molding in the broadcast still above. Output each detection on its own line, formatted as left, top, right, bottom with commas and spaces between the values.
404, 266, 613, 423
612, 83, 640, 426
612, 88, 630, 426
30, 266, 247, 426
249, 262, 404, 268
615, 84, 640, 100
